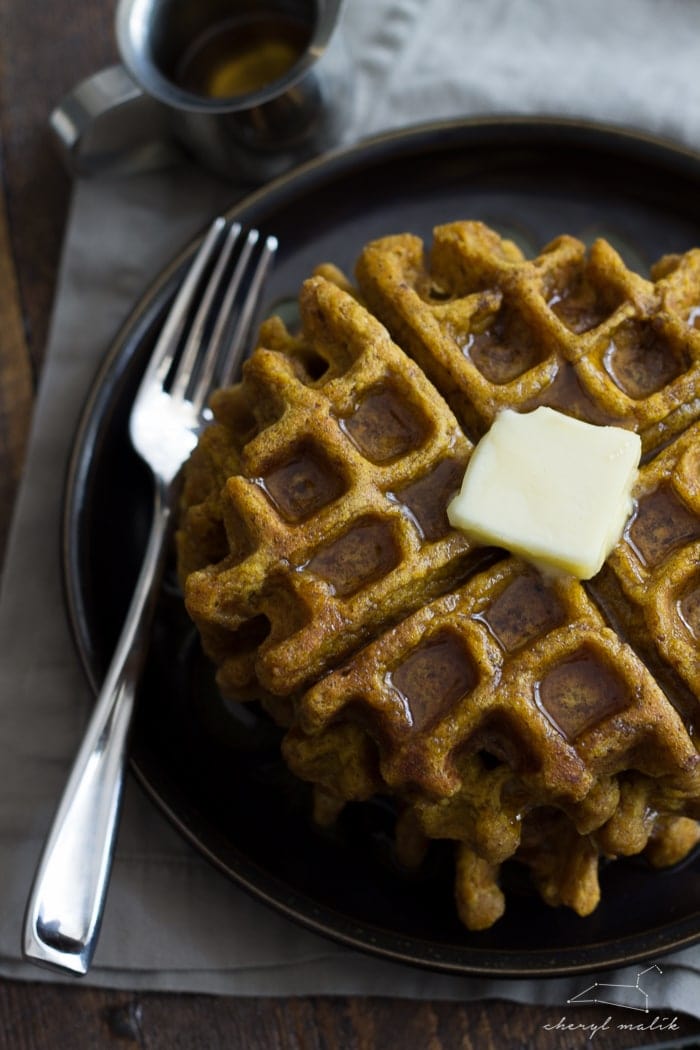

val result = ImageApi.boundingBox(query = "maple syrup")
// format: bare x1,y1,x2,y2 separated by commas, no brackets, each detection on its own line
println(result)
175,14,310,99
387,630,477,731
259,443,345,523
306,518,399,597
535,647,630,741
340,385,427,464
626,484,700,568
476,573,565,653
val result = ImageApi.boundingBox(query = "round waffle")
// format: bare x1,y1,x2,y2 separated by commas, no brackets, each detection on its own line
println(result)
356,222,700,453
178,275,483,699
177,221,700,929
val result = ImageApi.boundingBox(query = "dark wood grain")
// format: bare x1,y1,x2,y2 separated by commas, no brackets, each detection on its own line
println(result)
0,0,117,564
1,983,699,1050
1,0,700,1046
0,0,117,378
0,192,32,562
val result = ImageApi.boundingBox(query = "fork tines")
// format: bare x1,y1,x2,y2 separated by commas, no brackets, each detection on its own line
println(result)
156,218,278,414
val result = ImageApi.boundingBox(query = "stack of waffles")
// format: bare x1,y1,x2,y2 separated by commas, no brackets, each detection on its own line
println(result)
177,221,700,929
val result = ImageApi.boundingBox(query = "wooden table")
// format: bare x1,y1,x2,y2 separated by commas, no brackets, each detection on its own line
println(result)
2,1,700,1046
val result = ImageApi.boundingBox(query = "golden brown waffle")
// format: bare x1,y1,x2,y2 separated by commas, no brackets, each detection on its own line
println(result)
393,784,700,930
284,560,700,921
283,555,700,926
591,420,700,703
178,274,483,698
287,556,700,806
457,810,604,928
502,806,700,926
390,787,700,930
178,219,700,931
355,222,700,453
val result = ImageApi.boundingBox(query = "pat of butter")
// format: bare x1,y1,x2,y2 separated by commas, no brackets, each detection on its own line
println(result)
447,407,641,579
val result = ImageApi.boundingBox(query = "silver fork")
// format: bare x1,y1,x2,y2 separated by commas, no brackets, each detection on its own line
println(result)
22,216,277,976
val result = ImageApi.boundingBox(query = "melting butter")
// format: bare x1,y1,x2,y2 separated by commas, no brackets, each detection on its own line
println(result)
447,407,641,580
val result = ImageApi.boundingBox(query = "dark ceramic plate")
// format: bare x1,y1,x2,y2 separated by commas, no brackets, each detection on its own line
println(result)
64,119,700,977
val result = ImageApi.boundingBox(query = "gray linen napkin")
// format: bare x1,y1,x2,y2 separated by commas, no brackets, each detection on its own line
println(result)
3,0,700,1019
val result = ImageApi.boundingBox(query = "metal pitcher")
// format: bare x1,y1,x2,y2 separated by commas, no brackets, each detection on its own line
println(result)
51,0,353,183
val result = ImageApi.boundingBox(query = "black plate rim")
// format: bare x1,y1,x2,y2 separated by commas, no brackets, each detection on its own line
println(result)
62,115,700,979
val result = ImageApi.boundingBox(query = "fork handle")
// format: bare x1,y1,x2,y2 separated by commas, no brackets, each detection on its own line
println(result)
23,490,171,975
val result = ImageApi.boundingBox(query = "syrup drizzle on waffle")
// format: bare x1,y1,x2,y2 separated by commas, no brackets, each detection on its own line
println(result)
178,221,700,929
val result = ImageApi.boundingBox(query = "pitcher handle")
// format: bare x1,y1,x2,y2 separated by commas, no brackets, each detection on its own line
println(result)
49,64,181,177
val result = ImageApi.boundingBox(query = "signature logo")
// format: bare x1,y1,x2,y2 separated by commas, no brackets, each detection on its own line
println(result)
567,963,663,1013
542,963,681,1040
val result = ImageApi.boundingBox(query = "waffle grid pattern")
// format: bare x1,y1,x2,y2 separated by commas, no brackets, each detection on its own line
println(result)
178,222,700,929
356,222,700,453
179,275,478,697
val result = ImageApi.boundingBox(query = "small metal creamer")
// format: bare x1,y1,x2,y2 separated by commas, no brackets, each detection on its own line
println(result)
50,0,352,183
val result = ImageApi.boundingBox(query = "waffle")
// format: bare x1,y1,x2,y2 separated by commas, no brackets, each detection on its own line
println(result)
284,429,700,926
178,274,483,698
355,222,700,453
455,805,700,931
591,420,700,703
177,220,700,931
283,555,700,924
288,555,699,797
391,782,700,930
